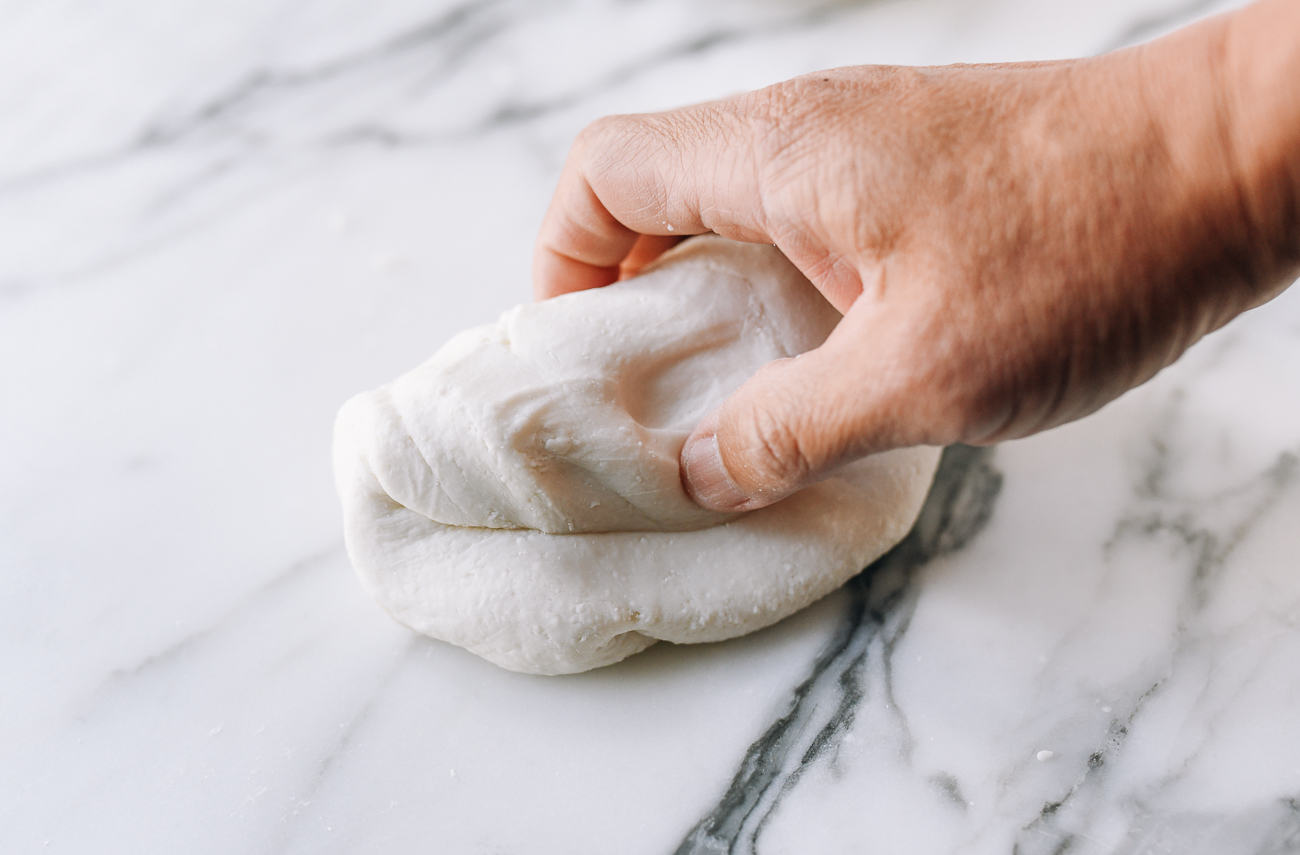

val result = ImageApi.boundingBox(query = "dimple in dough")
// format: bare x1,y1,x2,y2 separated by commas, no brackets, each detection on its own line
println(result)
333,236,940,675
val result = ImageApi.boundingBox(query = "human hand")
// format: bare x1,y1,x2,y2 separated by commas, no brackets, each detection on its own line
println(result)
533,0,1300,513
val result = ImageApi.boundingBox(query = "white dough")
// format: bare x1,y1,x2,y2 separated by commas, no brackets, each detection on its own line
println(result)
334,236,940,674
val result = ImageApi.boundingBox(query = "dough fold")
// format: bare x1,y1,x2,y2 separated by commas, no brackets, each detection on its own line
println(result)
334,237,940,674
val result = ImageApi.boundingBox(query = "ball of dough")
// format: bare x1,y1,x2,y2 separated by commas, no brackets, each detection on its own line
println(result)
334,237,939,674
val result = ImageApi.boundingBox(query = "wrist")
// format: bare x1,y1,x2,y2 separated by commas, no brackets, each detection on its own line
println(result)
1139,2,1300,317
1052,1,1298,368
1221,0,1300,294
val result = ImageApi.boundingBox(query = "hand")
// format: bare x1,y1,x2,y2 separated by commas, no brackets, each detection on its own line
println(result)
533,0,1300,512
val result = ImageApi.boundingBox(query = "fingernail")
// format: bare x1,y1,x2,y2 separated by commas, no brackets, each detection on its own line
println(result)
682,434,750,511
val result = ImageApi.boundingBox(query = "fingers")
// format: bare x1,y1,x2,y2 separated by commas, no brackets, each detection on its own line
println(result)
533,106,770,300
532,150,641,299
681,297,950,512
618,234,687,280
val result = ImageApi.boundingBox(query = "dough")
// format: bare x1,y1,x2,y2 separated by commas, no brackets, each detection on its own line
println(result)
334,236,940,674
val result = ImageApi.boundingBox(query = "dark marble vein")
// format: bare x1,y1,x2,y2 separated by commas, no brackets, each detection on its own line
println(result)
673,444,1004,855
1012,687,1158,855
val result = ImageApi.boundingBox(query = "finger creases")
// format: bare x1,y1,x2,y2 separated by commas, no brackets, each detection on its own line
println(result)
534,176,640,299
533,105,769,299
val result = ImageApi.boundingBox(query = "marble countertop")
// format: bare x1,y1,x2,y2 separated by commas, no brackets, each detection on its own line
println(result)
4,0,1299,852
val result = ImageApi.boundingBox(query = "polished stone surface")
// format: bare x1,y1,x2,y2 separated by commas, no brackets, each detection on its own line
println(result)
5,0,1299,852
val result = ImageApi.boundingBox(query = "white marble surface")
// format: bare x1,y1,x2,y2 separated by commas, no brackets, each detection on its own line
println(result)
4,0,1299,852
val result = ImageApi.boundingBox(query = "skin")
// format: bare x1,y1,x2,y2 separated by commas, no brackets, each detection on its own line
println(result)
533,0,1300,513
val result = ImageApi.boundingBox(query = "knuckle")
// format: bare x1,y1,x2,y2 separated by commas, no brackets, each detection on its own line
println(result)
743,80,844,224
580,113,677,181
575,114,634,164
577,113,625,145
743,83,798,161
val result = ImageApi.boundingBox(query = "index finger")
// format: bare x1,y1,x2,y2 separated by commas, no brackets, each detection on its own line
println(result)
531,106,771,300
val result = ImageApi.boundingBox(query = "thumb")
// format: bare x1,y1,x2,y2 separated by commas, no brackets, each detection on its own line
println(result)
680,304,930,512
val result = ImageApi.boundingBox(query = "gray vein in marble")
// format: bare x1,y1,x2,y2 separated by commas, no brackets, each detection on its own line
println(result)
1013,691,1154,855
1008,433,1300,854
2,0,1222,300
1,0,900,300
85,546,342,705
674,444,1004,855
272,639,419,848
1117,444,1298,615
0,192,257,300
0,0,514,193
1029,796,1300,855
322,0,895,152
1,0,885,198
139,0,517,150
1143,790,1300,853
